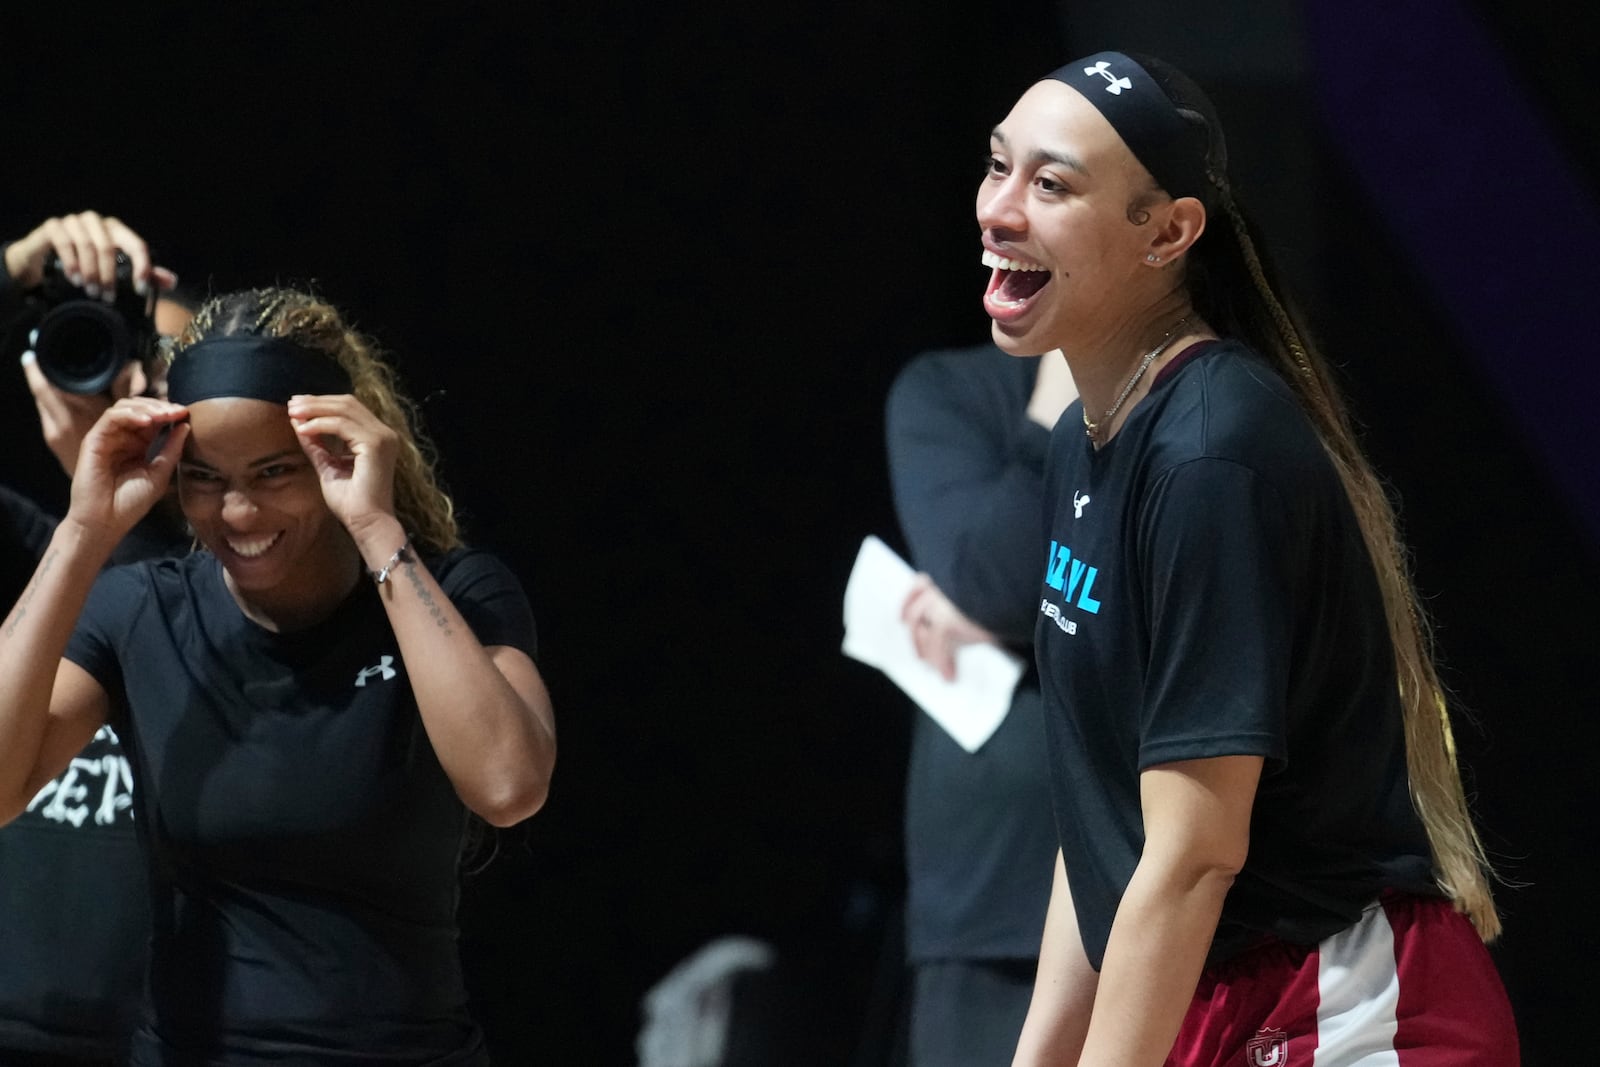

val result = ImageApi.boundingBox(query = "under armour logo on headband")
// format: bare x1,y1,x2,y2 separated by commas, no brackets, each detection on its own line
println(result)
1047,52,1218,206
1083,61,1133,95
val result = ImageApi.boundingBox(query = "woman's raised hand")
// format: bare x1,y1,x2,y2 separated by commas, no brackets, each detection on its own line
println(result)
286,393,400,540
65,398,189,546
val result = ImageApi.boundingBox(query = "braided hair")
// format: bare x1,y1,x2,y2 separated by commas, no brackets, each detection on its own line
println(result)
173,287,462,556
1140,56,1502,940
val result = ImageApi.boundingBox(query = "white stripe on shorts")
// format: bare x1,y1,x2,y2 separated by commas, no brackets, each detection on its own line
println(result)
1312,899,1401,1065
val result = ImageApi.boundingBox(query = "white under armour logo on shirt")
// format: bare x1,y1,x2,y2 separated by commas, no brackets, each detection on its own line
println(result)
355,655,398,687
1083,61,1133,95
1073,491,1091,518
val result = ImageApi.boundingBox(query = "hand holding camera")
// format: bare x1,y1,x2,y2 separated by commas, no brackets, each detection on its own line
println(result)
5,212,184,474
2,211,174,298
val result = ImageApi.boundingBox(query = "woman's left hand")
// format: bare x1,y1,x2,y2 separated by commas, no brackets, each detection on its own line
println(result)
286,393,400,538
900,574,1001,681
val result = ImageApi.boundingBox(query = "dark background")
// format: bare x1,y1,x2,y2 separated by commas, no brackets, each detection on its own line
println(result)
3,2,1594,1063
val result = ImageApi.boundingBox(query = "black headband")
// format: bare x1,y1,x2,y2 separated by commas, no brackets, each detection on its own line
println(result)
1047,52,1216,207
167,336,353,405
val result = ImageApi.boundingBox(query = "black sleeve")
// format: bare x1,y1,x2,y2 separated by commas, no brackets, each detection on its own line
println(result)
1135,458,1293,768
62,565,136,706
1,484,60,607
885,348,1051,645
1,483,59,558
435,548,539,663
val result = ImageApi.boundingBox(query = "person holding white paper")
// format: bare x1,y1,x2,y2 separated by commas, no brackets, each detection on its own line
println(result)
883,340,1076,1067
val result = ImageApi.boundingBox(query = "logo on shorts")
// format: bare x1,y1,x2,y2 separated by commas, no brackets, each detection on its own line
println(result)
1246,1028,1288,1066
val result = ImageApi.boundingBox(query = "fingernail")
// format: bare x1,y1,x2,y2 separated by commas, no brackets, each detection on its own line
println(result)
84,282,101,299
20,350,36,365
134,277,150,297
68,271,84,288
103,287,117,304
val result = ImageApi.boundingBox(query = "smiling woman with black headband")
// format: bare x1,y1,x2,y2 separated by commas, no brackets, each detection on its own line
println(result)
0,286,556,1066
974,54,1519,1066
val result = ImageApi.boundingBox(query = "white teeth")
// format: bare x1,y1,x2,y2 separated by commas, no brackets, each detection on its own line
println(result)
981,249,1049,272
226,533,281,559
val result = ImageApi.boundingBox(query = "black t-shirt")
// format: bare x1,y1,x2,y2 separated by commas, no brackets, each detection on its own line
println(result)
2,263,189,1063
1,484,186,1059
885,345,1057,961
0,715,146,1059
64,548,537,1066
1035,340,1437,971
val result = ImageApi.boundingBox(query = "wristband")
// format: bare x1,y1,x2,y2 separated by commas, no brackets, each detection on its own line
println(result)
369,535,413,584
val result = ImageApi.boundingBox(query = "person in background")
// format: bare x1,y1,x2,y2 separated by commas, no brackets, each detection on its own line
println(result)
0,211,192,1066
883,341,1075,1066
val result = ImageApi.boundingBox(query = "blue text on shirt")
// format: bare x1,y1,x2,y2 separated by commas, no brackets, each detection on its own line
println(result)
1044,540,1102,614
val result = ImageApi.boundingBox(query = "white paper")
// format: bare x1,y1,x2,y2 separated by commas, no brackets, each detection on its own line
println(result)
841,535,1024,753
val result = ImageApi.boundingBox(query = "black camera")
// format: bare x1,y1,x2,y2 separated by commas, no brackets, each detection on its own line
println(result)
16,252,156,395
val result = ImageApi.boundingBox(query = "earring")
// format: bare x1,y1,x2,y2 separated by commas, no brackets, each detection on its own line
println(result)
1146,253,1161,263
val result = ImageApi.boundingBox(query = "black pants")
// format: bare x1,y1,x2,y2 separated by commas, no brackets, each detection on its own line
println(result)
908,958,1036,1067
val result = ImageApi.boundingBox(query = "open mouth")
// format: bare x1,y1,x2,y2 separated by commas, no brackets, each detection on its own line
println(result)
981,250,1053,320
224,532,283,560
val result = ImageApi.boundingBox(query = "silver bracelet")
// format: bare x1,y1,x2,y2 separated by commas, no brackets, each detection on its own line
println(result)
370,535,413,584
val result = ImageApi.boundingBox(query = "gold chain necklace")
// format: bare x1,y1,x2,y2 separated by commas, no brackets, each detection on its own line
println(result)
1082,314,1192,442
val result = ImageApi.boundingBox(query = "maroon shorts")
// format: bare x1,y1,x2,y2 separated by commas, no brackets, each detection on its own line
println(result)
1167,894,1518,1066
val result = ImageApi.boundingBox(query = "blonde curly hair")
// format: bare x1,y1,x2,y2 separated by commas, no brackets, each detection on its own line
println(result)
173,286,462,554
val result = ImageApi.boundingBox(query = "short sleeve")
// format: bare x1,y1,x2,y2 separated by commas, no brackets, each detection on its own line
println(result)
62,565,137,707
1134,458,1294,769
435,549,539,662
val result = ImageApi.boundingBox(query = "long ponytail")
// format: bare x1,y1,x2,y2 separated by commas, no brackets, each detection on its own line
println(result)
1213,188,1498,939
1145,58,1501,939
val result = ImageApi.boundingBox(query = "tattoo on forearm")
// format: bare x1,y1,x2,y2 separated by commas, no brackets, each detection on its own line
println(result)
4,549,58,637
402,560,455,636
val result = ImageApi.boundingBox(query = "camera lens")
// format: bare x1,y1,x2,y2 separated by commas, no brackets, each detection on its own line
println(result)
34,302,133,395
